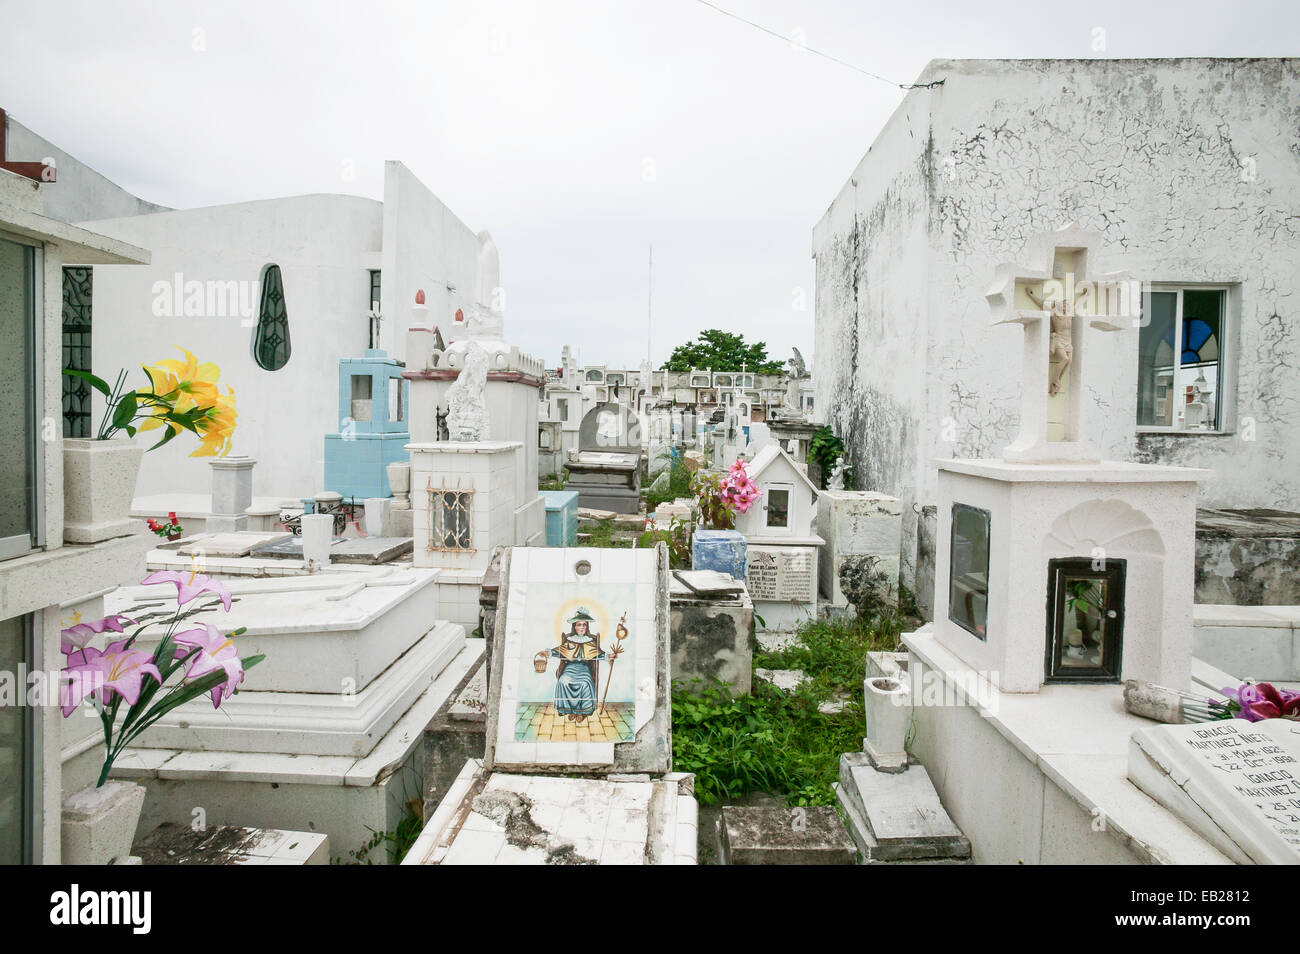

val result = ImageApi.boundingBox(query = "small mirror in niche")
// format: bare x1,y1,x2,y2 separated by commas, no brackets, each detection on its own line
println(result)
949,503,990,640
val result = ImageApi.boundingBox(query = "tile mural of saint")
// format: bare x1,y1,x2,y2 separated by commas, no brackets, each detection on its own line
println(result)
516,590,635,743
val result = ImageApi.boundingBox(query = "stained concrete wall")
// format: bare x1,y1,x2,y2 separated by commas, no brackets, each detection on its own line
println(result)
814,58,1300,594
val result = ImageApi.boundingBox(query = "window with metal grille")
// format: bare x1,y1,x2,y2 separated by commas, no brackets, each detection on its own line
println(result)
61,266,92,437
253,264,291,371
428,484,473,552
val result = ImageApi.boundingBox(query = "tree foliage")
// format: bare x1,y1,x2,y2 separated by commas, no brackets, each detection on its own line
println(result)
661,329,784,374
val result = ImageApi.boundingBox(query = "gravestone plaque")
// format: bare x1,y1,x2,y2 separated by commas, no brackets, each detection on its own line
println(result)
1129,718,1300,864
484,545,671,773
746,545,817,603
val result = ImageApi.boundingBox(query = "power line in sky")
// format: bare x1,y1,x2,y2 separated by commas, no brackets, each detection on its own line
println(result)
692,0,944,90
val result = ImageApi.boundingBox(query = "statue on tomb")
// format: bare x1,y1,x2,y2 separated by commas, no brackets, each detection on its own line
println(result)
828,456,849,491
1024,285,1073,397
445,342,491,441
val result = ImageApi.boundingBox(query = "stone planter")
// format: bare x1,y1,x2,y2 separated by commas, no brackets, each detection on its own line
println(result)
62,438,144,544
863,675,911,772
61,780,146,865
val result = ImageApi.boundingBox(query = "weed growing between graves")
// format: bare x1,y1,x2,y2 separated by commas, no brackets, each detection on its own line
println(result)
674,613,906,807
539,469,568,492
644,458,694,510
582,518,634,548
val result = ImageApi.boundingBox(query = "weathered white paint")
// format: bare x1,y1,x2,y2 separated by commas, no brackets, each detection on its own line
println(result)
814,58,1300,588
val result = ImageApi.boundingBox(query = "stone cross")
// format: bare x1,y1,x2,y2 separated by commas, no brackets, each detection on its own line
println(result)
985,225,1137,463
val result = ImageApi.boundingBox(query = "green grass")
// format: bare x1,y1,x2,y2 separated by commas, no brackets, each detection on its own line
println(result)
539,469,568,492
644,458,694,510
673,612,912,808
582,519,622,547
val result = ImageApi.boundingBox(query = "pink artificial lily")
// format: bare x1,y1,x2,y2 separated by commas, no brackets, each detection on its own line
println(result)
60,638,163,717
60,614,137,655
141,569,232,611
173,624,246,708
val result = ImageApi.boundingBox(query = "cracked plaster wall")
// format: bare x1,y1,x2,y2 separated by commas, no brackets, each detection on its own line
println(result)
815,57,1300,591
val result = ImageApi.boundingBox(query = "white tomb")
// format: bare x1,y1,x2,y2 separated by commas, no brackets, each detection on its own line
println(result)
899,227,1234,864
732,443,824,631
103,566,478,862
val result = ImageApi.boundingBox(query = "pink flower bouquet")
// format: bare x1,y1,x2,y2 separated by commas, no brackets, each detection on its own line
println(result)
60,570,264,786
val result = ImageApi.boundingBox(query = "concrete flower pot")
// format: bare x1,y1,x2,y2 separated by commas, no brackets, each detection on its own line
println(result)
863,675,911,772
62,438,144,544
61,780,146,865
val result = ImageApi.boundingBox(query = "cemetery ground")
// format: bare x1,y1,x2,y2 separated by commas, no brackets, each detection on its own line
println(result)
678,600,920,863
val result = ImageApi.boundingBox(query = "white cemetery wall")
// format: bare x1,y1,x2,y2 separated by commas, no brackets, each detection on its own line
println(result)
379,161,480,363
84,195,384,499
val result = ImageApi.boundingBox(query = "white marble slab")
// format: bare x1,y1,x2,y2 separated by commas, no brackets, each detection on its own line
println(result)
1129,718,1300,864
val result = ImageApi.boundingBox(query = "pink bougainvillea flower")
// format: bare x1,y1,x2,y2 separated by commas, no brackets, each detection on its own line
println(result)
141,569,232,611
60,614,137,654
60,638,162,717
173,624,246,708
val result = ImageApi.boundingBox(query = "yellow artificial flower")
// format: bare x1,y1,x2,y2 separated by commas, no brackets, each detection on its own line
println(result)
139,346,221,431
189,386,238,458
139,346,222,433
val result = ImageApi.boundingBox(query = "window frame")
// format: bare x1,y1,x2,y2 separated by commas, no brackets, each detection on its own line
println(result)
762,481,795,534
0,230,44,561
948,502,991,642
1135,283,1235,436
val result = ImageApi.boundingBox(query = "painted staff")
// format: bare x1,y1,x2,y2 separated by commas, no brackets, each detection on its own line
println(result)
599,612,629,716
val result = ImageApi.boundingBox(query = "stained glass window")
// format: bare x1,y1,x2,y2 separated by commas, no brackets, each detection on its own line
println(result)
1137,287,1226,429
253,264,291,371
61,266,93,437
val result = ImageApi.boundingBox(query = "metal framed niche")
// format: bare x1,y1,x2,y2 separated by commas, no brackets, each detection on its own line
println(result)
1044,557,1125,683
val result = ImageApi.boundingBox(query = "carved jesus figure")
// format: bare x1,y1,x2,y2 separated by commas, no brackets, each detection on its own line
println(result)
1024,285,1073,397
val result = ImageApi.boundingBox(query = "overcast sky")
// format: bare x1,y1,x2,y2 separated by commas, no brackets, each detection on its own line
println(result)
4,0,1297,371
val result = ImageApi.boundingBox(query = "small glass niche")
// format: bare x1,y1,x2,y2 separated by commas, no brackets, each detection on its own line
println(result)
949,503,990,641
1045,558,1125,683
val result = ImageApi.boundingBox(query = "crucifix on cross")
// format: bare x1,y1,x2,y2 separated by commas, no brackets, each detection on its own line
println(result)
984,225,1140,463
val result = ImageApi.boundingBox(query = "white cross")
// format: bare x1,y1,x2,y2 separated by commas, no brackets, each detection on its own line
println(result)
985,225,1138,463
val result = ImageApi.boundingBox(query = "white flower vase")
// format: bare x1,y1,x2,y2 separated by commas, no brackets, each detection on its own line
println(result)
63,438,144,543
61,780,146,865
864,675,911,773
387,461,411,511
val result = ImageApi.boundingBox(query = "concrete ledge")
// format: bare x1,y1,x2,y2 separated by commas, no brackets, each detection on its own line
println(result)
1193,603,1300,682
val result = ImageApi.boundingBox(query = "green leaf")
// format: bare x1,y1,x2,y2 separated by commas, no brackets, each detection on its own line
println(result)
148,425,180,452
111,392,138,430
63,368,111,397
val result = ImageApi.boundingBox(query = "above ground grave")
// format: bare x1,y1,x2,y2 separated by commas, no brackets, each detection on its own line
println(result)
403,543,695,865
